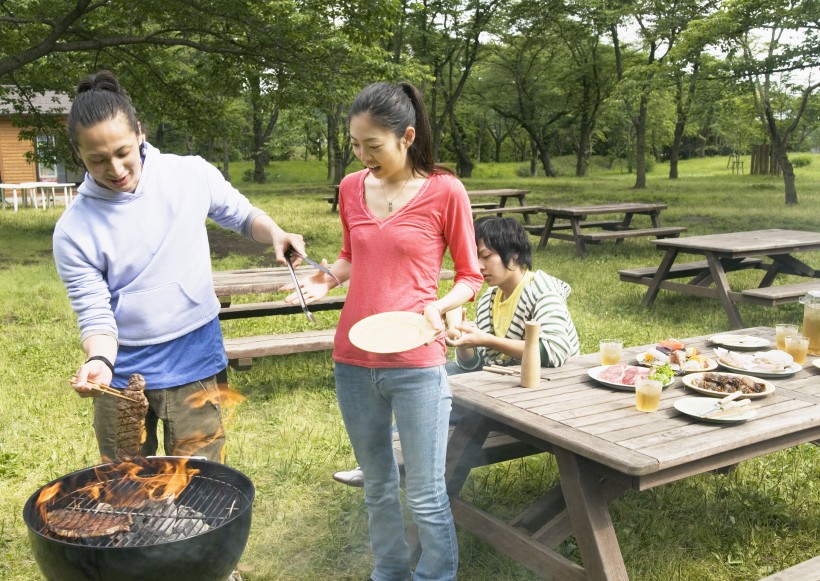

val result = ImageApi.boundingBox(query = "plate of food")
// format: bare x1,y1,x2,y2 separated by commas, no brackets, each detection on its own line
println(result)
813,359,820,371
588,364,675,391
674,397,758,423
714,348,802,378
349,311,438,354
709,334,770,351
681,371,774,398
636,339,717,373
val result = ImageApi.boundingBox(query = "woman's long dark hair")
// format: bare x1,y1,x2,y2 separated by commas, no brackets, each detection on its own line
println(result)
349,82,453,176
67,70,140,150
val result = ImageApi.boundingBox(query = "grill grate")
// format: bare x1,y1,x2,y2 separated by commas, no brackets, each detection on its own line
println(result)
37,474,245,548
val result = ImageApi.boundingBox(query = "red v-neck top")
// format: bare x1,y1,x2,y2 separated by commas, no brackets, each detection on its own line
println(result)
333,168,483,368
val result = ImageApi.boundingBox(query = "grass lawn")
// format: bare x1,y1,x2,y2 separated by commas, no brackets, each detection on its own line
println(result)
1,154,819,580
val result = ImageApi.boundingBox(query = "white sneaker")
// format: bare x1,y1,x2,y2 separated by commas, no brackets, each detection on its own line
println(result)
332,466,364,487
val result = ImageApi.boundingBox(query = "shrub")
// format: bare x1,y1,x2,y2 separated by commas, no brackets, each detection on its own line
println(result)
791,156,811,168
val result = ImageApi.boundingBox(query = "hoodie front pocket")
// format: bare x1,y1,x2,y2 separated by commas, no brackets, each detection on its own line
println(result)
114,281,205,342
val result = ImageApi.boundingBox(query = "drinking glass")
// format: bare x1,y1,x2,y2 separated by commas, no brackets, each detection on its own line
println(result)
635,378,663,412
784,335,809,365
775,323,798,351
600,340,623,365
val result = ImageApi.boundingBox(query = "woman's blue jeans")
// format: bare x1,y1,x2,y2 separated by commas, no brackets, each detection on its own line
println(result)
334,362,458,581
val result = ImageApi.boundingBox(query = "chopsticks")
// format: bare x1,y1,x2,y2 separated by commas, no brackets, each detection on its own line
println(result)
484,365,520,376
702,403,759,419
70,378,140,402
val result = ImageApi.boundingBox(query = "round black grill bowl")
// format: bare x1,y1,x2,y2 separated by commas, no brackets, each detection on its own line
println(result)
23,457,254,581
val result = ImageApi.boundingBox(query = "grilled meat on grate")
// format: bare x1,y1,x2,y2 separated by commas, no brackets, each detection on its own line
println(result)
115,374,149,462
46,507,132,539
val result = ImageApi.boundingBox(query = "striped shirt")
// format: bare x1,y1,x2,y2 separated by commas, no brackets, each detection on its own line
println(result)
456,270,581,370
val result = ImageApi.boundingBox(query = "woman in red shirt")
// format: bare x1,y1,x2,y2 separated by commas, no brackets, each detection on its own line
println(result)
292,82,482,581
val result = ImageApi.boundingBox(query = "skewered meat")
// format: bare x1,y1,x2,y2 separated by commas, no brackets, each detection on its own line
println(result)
115,374,149,462
46,507,132,539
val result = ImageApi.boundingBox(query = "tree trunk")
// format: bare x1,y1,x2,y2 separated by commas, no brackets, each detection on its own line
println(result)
449,112,474,178
774,145,798,204
633,96,648,188
575,125,591,177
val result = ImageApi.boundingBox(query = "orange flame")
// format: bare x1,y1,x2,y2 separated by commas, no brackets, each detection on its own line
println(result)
35,458,201,523
184,383,246,409
35,482,63,522
172,427,225,458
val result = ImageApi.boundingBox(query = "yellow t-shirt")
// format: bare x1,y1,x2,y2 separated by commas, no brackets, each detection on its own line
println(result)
492,270,535,339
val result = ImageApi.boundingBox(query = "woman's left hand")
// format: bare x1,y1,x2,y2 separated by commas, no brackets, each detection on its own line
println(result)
423,303,446,344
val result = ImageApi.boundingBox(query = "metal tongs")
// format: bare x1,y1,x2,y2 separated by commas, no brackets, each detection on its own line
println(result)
284,248,341,323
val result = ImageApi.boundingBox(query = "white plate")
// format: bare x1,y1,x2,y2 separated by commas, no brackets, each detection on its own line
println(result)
813,359,820,370
681,372,775,398
348,311,437,354
709,334,770,351
635,352,718,373
674,397,757,423
588,365,675,391
716,359,802,378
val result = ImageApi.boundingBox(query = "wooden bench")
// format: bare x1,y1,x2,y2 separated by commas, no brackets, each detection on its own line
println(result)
223,328,336,372
470,202,498,210
524,219,623,236
758,556,820,581
219,295,346,320
739,280,820,306
618,258,765,285
580,226,687,243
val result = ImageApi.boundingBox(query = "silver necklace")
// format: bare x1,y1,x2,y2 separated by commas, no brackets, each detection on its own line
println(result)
380,175,412,213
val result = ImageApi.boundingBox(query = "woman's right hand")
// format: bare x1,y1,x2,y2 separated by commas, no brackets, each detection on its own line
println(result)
282,260,334,305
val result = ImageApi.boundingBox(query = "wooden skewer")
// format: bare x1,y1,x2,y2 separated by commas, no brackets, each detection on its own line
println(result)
484,365,520,376
70,378,140,402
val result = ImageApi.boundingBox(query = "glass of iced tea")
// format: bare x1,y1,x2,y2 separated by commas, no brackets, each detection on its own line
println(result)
600,340,623,365
635,378,663,412
785,335,809,365
775,323,798,351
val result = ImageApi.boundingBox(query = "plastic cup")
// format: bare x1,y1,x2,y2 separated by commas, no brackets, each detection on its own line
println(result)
775,323,798,351
784,335,809,365
635,378,663,412
600,340,623,365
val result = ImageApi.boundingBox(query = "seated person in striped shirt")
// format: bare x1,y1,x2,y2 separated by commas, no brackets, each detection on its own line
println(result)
446,216,580,372
333,217,580,488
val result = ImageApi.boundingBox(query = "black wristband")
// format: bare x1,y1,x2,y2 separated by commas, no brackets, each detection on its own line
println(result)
86,355,115,374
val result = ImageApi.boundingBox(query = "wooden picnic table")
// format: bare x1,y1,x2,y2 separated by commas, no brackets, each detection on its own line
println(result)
619,229,820,329
442,327,820,579
468,189,536,223
528,202,686,256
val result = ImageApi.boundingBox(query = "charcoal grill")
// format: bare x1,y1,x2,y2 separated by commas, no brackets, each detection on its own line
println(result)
23,457,254,581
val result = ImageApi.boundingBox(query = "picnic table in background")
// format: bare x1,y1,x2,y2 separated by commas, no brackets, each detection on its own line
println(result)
422,327,820,580
619,229,820,329
525,202,686,256
468,189,542,224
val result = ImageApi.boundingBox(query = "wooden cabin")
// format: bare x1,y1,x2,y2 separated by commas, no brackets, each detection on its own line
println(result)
0,89,82,184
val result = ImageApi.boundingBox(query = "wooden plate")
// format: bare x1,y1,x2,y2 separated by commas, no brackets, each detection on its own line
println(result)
348,311,438,354
681,372,775,398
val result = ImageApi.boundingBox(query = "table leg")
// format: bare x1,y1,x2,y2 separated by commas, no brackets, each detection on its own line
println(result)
554,448,629,581
642,247,679,306
649,211,661,228
705,251,745,329
615,213,635,244
444,411,491,495
770,254,816,278
537,214,557,250
570,218,587,257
